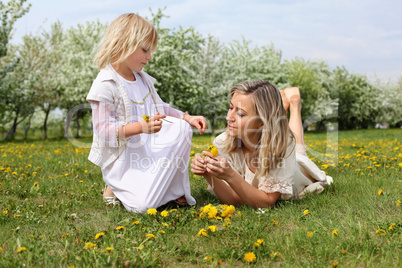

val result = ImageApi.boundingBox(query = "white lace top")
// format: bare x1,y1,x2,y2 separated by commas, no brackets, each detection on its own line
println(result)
212,132,333,200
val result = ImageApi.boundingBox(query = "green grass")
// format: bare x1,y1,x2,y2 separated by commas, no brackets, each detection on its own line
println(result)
0,129,401,267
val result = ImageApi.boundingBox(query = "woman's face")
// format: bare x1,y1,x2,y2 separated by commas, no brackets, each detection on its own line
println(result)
226,92,263,144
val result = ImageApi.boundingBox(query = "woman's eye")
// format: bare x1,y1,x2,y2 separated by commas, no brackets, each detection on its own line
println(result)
237,113,244,117
142,48,148,52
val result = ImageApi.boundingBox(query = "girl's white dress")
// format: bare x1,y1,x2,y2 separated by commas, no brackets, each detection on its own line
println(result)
89,71,196,213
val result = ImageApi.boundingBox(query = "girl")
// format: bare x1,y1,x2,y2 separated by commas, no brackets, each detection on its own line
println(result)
87,13,207,213
191,80,333,208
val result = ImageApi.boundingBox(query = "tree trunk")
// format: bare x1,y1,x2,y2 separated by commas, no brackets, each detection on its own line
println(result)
43,105,51,139
24,113,34,140
5,109,19,140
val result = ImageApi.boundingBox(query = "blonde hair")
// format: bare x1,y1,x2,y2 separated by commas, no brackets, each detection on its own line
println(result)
94,13,158,70
223,80,295,178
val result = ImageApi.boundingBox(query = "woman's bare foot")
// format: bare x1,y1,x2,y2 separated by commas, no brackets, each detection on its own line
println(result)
283,87,301,110
280,90,290,111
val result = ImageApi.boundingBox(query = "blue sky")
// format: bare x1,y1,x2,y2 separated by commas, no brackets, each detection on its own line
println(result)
11,0,402,82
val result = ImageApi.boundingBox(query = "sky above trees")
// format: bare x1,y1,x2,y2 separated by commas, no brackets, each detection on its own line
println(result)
11,0,402,83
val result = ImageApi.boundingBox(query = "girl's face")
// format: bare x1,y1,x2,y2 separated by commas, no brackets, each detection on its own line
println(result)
122,45,152,73
226,93,263,143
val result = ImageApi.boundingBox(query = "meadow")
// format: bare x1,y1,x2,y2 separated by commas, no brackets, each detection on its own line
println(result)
0,129,401,267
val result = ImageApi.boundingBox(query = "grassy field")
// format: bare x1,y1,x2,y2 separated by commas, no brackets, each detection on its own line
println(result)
0,129,401,267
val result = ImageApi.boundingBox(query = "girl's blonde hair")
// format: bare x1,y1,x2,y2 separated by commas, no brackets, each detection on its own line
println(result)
223,80,295,179
94,13,158,70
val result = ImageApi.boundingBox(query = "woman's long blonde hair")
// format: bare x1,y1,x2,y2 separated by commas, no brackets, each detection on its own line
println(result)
223,80,295,178
94,13,158,70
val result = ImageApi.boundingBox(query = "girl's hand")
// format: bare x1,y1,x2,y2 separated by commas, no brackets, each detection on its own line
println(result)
203,151,234,181
140,112,166,134
185,115,207,135
190,153,208,176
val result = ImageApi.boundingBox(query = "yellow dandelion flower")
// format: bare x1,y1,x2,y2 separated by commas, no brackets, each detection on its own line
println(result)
378,189,383,196
197,228,208,237
389,223,396,231
132,221,140,225
332,261,339,267
303,209,309,215
257,239,264,244
161,222,169,227
270,251,281,258
116,226,126,231
208,225,217,232
332,229,338,237
17,247,26,253
272,219,278,226
106,247,114,251
376,229,386,235
146,233,156,239
160,210,169,217
399,163,402,168
159,230,165,234
341,249,346,254
138,245,144,250
223,221,231,227
61,233,70,239
254,242,261,248
95,232,105,240
208,206,218,218
147,208,157,215
169,208,177,213
204,255,213,262
0,247,2,252
397,200,401,206
207,145,219,157
307,231,313,238
33,182,38,187
244,252,256,263
83,242,97,250
142,114,150,122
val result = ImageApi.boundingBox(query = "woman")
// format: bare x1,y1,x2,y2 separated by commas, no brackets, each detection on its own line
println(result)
191,80,333,208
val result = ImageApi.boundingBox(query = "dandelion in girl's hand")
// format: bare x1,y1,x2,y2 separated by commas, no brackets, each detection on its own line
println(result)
207,145,219,157
244,252,256,263
142,114,150,122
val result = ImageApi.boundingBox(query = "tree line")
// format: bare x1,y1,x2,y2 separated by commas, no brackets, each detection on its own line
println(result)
1,1,401,140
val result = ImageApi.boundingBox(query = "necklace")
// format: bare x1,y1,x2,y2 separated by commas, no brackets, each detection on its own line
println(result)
130,91,151,105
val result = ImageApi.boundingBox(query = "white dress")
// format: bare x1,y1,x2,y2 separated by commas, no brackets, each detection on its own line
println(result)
90,71,196,213
209,132,333,199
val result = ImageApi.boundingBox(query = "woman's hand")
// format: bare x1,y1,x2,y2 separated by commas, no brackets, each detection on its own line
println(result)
191,153,208,176
203,151,235,181
184,115,207,135
140,112,166,134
